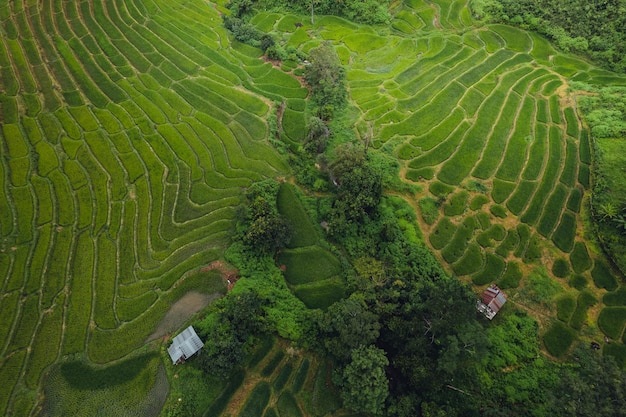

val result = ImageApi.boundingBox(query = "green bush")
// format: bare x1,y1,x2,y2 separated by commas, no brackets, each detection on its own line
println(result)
418,197,439,225
598,307,626,339
591,260,618,291
543,321,576,358
556,295,576,323
240,382,271,417
570,242,592,273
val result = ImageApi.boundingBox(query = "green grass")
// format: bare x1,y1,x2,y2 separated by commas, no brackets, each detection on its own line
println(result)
552,258,570,278
444,191,469,216
551,212,577,253
570,290,597,330
42,354,166,417
277,391,303,417
419,197,440,225
469,194,490,211
537,184,568,238
305,361,342,416
570,242,592,274
292,359,310,394
476,224,506,248
543,321,576,358
278,247,341,285
569,275,588,290
598,307,626,339
204,370,246,417
240,382,271,417
495,229,520,257
592,260,618,291
441,218,476,263
430,217,457,250
272,363,293,391
294,277,346,310
556,295,577,323
277,184,319,248
490,204,507,219
453,243,484,276
498,261,523,289
603,287,626,306
472,253,506,285
429,180,455,197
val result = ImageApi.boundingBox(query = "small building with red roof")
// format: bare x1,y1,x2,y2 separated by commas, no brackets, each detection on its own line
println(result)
477,284,507,320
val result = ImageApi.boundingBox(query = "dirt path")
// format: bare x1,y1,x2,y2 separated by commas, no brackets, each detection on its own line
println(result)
145,291,220,342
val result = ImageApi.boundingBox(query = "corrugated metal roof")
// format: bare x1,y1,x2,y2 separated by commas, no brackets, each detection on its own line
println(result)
168,326,203,364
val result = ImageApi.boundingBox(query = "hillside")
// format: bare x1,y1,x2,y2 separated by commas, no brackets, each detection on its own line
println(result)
1,0,626,415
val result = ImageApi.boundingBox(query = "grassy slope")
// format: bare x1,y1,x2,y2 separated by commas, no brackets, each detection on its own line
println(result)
0,0,305,414
246,0,626,362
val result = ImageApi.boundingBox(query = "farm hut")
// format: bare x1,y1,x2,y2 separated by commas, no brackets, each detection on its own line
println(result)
477,285,507,320
168,326,204,364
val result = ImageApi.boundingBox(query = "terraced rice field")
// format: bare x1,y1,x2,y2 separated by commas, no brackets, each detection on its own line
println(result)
0,0,307,414
210,337,344,417
251,0,626,359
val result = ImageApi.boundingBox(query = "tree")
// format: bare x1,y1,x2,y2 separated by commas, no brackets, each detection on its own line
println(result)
238,180,292,254
195,290,266,376
548,346,626,416
304,42,346,116
326,143,383,235
314,297,380,362
340,345,389,416
304,116,330,154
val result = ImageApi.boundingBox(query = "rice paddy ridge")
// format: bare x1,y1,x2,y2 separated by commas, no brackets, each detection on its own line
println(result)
248,0,626,362
0,0,312,413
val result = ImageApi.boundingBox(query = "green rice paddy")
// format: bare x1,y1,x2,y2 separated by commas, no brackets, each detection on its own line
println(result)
249,0,626,360
2,0,626,414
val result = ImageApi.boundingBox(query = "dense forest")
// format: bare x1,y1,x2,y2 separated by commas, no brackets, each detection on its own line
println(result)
471,0,626,73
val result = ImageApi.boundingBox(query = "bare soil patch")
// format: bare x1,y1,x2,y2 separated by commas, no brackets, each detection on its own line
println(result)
145,291,220,342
